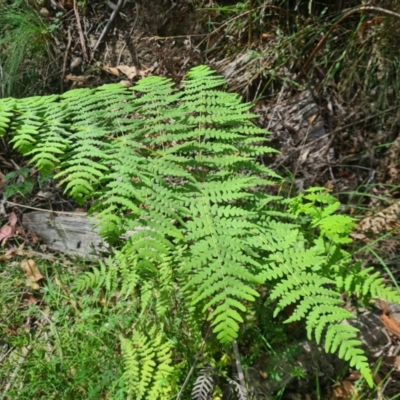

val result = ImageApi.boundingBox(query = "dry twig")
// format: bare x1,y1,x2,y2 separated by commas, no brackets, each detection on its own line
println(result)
73,0,89,61
61,27,72,93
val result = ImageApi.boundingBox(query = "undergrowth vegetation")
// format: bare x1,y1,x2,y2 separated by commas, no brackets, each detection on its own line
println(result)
1,65,400,398
0,1,55,98
0,258,130,399
203,0,400,134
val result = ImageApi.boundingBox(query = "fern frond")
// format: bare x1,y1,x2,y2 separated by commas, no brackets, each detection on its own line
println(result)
120,335,141,398
119,258,140,299
121,328,174,400
183,219,261,343
147,334,174,399
227,378,248,400
3,65,399,392
192,367,214,400
270,273,337,316
0,98,15,135
140,280,154,315
10,95,57,154
73,260,116,292
134,331,156,399
24,101,71,172
54,128,110,201
324,324,373,386
335,261,400,303
154,253,176,318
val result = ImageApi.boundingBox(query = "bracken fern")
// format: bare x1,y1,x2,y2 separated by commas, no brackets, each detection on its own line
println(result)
1,65,400,394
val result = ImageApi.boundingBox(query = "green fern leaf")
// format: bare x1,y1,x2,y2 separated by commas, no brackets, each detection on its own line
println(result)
0,98,15,135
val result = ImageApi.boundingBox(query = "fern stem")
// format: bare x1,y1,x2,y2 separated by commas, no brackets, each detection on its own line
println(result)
175,331,209,400
232,340,248,396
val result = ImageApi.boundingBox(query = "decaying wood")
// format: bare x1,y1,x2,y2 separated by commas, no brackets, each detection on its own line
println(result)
261,90,327,145
257,90,332,190
22,211,111,260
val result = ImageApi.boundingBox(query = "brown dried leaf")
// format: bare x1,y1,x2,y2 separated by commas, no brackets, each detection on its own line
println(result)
380,300,400,337
308,114,317,124
258,370,268,379
380,301,400,351
65,74,88,84
355,201,400,235
332,380,358,399
324,180,334,190
22,292,39,305
20,259,44,283
103,65,120,76
9,212,17,226
30,282,40,290
0,212,17,243
383,355,400,371
357,16,385,42
347,371,361,381
349,232,367,241
261,33,275,40
0,225,13,243
4,244,25,260
70,57,82,69
116,65,143,79
39,8,50,17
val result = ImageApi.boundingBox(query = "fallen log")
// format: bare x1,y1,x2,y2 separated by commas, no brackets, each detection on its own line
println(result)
22,211,111,260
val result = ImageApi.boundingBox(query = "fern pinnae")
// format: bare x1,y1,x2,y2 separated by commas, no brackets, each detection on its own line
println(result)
325,324,360,353
153,259,175,319
258,219,375,385
227,378,248,400
191,367,214,400
27,112,71,172
139,280,154,316
306,306,355,344
0,98,15,135
285,295,343,323
270,273,335,302
132,331,156,399
10,97,52,154
73,260,111,292
314,309,356,343
27,108,70,172
54,128,111,201
120,335,141,398
119,260,140,299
